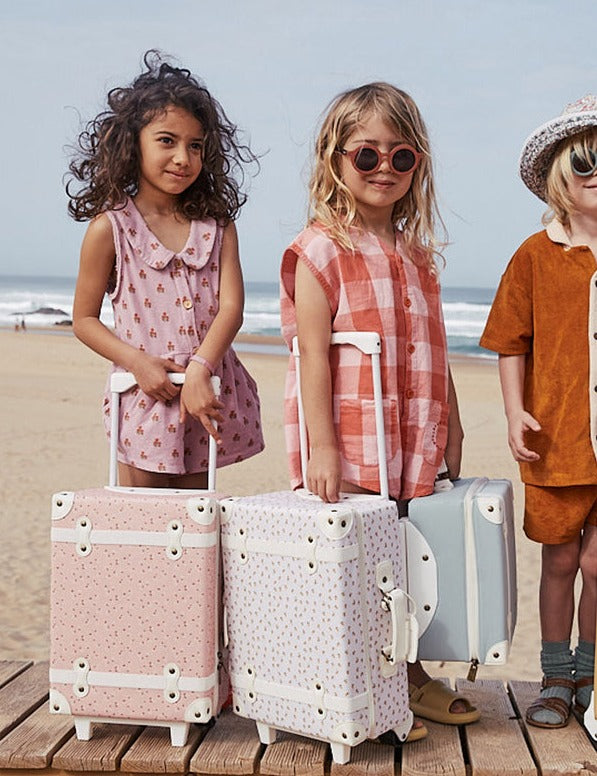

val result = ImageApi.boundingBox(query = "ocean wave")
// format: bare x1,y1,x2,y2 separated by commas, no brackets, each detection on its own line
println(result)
0,275,493,356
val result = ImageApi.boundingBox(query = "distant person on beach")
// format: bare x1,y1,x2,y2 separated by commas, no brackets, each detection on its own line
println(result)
481,96,597,728
280,83,479,741
68,50,264,488
20,317,26,332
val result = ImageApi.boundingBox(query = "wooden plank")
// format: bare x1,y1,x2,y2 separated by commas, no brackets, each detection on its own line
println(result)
509,680,597,776
52,721,142,771
0,662,49,739
259,732,327,776
400,719,466,776
455,678,537,776
0,662,32,691
0,702,74,769
119,723,207,773
330,740,394,776
190,711,261,775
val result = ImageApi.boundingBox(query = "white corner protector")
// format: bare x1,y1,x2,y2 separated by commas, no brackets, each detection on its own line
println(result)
52,492,75,521
184,697,213,722
49,689,71,714
317,506,354,540
484,640,509,665
477,497,504,524
186,496,218,526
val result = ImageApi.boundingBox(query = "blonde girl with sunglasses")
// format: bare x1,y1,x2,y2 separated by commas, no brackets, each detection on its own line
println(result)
280,83,479,740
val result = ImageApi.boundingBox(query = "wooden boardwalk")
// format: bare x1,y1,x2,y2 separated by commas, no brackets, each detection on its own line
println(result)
0,661,595,775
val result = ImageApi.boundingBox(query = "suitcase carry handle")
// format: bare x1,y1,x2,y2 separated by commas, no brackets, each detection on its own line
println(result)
109,372,220,490
381,588,419,665
291,331,389,501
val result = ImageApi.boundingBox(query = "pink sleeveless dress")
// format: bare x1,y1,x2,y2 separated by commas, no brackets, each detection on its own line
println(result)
103,200,264,474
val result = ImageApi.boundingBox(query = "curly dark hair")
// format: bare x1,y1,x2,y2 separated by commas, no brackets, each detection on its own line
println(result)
66,50,258,222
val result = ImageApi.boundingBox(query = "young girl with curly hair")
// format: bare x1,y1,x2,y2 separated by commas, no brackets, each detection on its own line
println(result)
280,82,479,740
70,51,264,487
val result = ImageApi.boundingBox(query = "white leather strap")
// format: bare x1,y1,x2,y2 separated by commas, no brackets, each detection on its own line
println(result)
51,527,217,548
463,478,488,662
50,667,217,693
231,671,369,714
221,534,359,564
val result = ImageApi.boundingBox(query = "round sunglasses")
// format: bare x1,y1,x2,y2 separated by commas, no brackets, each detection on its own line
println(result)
571,149,597,177
336,143,422,175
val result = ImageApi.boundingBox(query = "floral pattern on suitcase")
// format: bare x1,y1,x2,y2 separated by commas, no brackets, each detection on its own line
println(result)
221,490,412,746
50,488,221,724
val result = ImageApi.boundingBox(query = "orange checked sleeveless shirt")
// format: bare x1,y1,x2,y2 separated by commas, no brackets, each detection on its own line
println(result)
280,224,449,500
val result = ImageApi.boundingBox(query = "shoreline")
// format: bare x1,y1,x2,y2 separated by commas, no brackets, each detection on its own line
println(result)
2,325,497,364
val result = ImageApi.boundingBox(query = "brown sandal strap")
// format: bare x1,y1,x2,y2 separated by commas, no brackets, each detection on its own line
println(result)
526,695,571,723
575,675,594,690
541,676,575,691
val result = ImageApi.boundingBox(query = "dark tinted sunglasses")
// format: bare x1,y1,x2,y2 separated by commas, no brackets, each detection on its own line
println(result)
570,149,597,177
336,143,421,175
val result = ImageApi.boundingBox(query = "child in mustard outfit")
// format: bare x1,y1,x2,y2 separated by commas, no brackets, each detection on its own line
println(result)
481,96,597,728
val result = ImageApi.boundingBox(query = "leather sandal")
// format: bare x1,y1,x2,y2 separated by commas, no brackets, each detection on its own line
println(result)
525,676,575,729
574,675,594,716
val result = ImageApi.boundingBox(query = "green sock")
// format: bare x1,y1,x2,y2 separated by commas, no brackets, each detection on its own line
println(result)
530,640,574,726
574,640,595,712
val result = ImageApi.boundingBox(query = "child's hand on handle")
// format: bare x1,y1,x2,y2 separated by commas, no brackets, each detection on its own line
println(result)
130,353,185,402
306,445,342,503
179,360,225,443
443,437,463,481
506,409,541,462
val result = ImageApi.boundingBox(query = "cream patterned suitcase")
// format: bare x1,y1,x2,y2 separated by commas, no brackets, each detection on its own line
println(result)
49,373,227,746
221,332,417,764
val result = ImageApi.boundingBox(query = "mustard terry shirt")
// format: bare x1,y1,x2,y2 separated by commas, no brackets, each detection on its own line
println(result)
480,221,597,486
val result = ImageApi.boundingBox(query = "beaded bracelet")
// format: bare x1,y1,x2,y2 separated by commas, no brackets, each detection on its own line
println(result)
190,353,215,375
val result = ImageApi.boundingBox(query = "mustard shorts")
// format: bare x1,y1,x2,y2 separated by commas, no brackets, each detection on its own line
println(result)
524,483,597,544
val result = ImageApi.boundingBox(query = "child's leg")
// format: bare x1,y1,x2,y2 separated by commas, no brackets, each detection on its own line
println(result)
575,523,597,713
578,524,597,642
170,472,208,489
118,463,207,489
118,463,172,488
527,540,579,727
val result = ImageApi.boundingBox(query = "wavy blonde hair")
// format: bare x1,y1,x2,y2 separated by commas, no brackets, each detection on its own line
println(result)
543,128,597,228
308,82,446,272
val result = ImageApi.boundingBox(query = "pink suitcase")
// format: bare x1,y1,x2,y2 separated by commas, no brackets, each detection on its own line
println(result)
49,373,226,746
221,333,418,764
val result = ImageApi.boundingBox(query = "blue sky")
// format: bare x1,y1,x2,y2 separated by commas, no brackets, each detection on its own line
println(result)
0,0,595,287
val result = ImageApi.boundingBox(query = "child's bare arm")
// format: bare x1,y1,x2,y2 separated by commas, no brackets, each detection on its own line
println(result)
180,222,242,439
445,367,464,478
498,353,541,461
294,260,341,503
73,215,184,402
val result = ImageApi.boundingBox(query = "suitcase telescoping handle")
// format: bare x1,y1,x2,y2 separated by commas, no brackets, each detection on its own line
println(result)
109,372,221,489
291,331,389,501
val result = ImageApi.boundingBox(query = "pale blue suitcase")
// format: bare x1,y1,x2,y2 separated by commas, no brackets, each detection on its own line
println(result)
404,477,517,670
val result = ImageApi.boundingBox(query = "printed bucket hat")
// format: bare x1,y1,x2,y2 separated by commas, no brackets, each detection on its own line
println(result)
519,95,597,201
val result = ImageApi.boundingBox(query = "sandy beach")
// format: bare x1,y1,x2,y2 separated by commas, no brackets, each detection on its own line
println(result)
0,329,556,683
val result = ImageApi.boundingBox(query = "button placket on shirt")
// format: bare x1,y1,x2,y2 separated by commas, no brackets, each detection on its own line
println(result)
590,273,597,458
172,257,197,351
